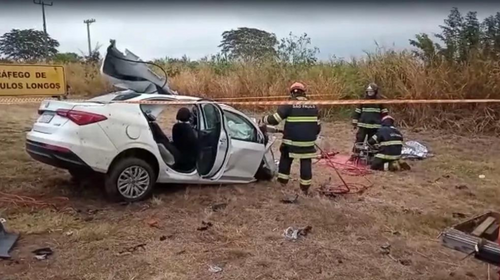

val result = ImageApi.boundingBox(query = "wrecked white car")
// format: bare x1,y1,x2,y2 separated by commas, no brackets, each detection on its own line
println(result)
26,40,278,202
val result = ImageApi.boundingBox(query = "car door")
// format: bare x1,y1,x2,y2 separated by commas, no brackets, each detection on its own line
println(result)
101,40,176,95
196,102,231,179
220,110,267,181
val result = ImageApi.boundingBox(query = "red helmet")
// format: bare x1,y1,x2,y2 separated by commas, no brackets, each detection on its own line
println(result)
289,82,306,93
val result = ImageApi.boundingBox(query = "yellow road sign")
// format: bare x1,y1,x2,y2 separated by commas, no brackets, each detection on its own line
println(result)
0,64,66,96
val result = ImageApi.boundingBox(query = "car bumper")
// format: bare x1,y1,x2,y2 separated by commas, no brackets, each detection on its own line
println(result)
26,139,92,171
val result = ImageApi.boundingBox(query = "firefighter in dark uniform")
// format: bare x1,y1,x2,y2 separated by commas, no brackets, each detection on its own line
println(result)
367,115,409,171
261,82,321,195
351,83,389,159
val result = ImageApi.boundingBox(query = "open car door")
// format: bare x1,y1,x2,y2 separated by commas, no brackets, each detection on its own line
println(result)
101,40,177,95
196,101,230,180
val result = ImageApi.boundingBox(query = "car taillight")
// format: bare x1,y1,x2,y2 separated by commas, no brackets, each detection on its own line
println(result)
56,109,107,126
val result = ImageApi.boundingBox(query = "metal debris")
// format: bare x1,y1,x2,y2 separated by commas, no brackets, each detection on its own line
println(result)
283,226,312,240
0,218,19,259
280,194,299,204
208,265,223,273
211,203,228,212
32,247,53,260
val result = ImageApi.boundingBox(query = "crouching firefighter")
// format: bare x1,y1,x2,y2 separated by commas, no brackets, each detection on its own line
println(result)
261,82,321,195
351,83,389,160
367,115,410,171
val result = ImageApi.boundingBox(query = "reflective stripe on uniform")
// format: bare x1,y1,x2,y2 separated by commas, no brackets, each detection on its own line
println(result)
355,108,361,113
286,116,318,122
380,140,403,146
273,113,283,122
372,135,378,142
375,153,401,160
362,107,381,113
381,108,389,113
277,173,290,180
300,178,312,185
384,162,390,171
263,115,269,124
357,123,381,129
289,152,317,159
282,139,315,147
352,119,358,124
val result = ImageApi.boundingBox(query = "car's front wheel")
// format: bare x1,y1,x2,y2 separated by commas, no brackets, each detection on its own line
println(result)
104,158,156,202
254,161,274,181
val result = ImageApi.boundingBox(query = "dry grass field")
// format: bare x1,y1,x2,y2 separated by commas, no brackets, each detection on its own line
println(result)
1,103,500,280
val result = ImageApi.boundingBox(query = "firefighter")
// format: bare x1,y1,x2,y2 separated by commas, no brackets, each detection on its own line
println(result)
351,83,389,160
261,82,321,195
367,115,410,171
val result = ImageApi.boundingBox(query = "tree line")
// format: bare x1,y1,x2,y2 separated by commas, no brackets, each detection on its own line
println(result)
0,7,499,66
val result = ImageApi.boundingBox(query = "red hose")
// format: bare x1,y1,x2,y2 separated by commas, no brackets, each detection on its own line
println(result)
314,145,373,195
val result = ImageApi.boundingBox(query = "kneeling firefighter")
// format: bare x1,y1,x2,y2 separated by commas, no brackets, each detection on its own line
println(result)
351,83,389,159
367,115,410,171
261,82,321,194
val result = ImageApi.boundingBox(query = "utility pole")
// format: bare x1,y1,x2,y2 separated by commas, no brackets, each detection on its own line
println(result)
33,0,53,35
83,19,96,57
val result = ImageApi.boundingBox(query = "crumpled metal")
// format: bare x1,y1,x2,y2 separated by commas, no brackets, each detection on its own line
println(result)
401,141,433,160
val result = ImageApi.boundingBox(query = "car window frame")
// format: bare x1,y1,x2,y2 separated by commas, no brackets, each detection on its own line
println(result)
223,109,258,143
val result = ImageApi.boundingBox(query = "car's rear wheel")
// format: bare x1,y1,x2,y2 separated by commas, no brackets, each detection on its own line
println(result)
104,158,156,202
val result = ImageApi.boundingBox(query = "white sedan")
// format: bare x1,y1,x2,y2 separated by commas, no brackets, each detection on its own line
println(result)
25,40,278,202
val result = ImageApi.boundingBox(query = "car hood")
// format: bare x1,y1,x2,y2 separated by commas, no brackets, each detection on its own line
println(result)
100,39,176,95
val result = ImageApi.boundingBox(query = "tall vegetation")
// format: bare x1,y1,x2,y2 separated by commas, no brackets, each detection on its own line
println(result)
1,8,500,133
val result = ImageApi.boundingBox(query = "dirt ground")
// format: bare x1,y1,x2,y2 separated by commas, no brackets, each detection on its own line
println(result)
1,104,500,280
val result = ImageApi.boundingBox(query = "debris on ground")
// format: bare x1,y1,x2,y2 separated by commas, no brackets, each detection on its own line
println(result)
146,218,160,229
197,221,213,231
479,174,486,179
64,230,74,237
160,235,167,241
283,226,312,241
379,243,409,265
116,243,146,256
208,264,223,273
210,203,228,212
0,218,19,259
32,247,53,260
280,194,299,204
380,243,391,255
401,141,433,160
452,212,467,219
455,184,469,190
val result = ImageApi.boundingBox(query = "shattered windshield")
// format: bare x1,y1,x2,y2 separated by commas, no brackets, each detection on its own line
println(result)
224,110,257,142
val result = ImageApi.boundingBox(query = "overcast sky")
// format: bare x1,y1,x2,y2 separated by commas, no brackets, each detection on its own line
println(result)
1,1,500,61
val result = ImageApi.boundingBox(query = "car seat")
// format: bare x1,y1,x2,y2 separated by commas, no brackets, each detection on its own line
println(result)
145,113,181,166
172,108,198,171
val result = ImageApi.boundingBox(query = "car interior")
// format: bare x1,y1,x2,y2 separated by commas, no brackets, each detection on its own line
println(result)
143,104,222,176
